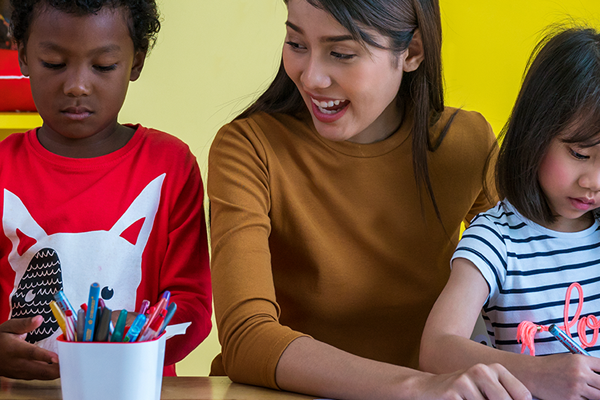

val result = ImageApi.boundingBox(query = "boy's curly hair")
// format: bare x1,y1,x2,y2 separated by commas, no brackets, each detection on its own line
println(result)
9,0,160,53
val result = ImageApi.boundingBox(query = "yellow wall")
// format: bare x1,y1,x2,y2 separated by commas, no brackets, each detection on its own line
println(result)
117,0,600,376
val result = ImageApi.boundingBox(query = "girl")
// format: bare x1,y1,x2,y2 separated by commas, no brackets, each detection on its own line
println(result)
420,27,600,400
209,0,529,399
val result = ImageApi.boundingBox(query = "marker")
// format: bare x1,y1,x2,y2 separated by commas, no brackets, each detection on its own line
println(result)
138,311,165,342
137,299,150,315
143,298,167,336
94,307,112,342
123,314,146,342
157,302,177,336
111,309,128,342
49,301,68,340
161,291,171,305
64,309,77,342
548,324,591,356
83,283,100,342
76,309,85,342
53,290,77,323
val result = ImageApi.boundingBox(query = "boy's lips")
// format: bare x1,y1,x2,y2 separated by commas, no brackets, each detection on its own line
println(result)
62,107,93,121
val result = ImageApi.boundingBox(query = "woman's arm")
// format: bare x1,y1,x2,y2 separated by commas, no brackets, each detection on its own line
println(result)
420,258,600,400
277,335,529,400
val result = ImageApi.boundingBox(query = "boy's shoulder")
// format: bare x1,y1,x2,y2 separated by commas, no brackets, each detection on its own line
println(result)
131,125,195,158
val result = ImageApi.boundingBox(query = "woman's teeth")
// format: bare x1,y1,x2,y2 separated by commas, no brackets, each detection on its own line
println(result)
311,98,348,114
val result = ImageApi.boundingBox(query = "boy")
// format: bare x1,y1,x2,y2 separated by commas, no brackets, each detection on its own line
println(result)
0,0,211,379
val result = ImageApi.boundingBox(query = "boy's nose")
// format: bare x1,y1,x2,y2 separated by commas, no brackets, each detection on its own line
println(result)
63,68,91,97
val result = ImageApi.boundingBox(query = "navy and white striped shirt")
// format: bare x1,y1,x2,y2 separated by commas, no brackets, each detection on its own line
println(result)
452,200,600,356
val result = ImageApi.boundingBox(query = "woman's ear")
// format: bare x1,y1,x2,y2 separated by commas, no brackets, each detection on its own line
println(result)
129,50,146,82
403,29,424,72
18,42,29,77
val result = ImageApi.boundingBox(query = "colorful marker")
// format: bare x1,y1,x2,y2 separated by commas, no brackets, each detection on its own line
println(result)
137,299,150,315
548,324,591,356
94,307,112,342
83,283,100,342
123,314,146,343
76,309,85,342
49,300,69,340
157,302,177,336
111,309,128,342
138,310,165,342
64,309,77,342
53,290,77,323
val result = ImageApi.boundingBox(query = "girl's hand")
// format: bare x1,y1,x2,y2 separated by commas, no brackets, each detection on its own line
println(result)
525,353,600,400
0,316,60,380
414,363,531,400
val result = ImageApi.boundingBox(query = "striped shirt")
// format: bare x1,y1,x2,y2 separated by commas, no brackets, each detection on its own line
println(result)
452,200,600,356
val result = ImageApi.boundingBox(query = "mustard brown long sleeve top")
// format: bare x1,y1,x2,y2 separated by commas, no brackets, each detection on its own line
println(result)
208,108,496,389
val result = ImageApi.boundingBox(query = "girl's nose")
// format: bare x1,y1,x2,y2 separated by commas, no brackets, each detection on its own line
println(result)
300,56,331,90
63,67,91,97
580,168,600,192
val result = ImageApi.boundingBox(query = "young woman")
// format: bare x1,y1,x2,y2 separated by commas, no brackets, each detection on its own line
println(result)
208,0,530,399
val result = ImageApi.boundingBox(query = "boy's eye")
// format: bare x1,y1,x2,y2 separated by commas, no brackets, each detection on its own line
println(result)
94,64,117,72
569,148,589,160
41,61,64,70
331,51,356,61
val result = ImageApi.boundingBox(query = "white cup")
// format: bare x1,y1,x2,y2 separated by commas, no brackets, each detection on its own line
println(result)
57,334,166,400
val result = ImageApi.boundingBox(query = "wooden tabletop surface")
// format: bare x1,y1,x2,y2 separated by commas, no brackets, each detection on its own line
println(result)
0,376,318,399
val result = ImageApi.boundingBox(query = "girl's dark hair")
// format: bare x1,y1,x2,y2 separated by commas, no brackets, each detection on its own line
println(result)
492,26,600,226
10,0,160,53
239,0,447,220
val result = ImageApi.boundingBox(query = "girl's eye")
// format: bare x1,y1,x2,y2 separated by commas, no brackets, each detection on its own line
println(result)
570,148,589,160
94,64,117,72
331,51,356,61
41,61,64,70
285,41,305,51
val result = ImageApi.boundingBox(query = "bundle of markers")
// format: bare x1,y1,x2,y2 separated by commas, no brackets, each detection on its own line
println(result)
51,282,177,343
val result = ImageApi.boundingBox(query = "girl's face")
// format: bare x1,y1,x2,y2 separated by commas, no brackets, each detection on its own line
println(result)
18,5,145,157
538,134,600,232
282,0,423,144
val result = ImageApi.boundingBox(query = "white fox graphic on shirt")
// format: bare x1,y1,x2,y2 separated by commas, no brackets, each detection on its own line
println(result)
2,174,165,352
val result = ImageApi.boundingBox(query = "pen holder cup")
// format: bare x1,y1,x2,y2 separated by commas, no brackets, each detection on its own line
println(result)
57,334,166,400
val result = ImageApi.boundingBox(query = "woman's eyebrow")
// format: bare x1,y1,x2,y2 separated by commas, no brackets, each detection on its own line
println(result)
285,21,354,43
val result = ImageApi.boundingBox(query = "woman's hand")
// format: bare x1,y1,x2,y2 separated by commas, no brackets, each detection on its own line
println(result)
0,316,60,380
412,363,531,400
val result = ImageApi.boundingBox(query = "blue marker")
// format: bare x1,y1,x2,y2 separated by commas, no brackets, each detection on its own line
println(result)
83,283,100,342
123,314,146,342
548,324,591,356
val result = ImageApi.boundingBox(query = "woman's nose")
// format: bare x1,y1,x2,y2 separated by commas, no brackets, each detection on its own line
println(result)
300,55,331,90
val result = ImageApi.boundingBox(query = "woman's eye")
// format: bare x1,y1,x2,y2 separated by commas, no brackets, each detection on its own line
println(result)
285,41,305,51
41,61,64,70
331,51,356,61
94,64,117,72
570,148,589,160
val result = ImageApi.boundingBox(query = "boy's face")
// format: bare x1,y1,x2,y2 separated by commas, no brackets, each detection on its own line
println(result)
18,5,145,154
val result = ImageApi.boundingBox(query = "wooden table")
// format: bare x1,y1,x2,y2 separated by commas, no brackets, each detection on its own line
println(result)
0,376,317,399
